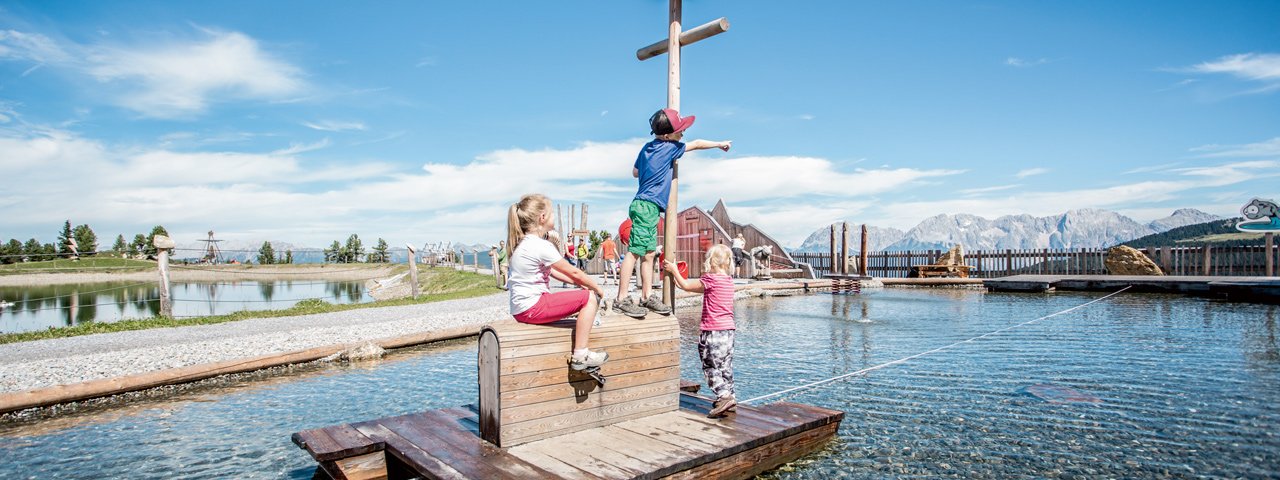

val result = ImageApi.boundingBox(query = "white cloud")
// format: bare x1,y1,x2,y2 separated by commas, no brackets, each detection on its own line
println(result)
0,30,71,63
1189,137,1280,158
303,120,367,132
1190,53,1280,82
87,30,304,117
1015,167,1048,178
271,138,330,156
959,184,1020,195
1005,57,1048,67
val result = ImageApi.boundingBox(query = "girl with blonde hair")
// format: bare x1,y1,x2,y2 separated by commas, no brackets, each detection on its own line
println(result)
507,194,609,370
663,243,738,418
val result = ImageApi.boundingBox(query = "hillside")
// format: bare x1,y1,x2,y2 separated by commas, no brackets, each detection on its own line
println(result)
1124,218,1265,248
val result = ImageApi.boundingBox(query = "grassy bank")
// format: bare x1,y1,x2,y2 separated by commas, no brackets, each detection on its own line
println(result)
0,257,156,275
0,268,499,345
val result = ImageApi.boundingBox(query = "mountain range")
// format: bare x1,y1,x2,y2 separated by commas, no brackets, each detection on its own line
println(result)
793,208,1221,253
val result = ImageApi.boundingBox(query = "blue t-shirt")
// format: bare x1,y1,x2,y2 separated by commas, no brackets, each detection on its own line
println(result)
633,139,685,211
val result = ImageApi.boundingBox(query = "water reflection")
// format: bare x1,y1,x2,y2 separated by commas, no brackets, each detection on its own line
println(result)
0,280,369,334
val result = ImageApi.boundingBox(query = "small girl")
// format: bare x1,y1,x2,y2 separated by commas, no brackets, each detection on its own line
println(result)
663,244,737,418
507,194,609,370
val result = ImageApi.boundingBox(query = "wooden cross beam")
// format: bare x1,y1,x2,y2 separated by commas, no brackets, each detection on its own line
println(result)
636,0,729,307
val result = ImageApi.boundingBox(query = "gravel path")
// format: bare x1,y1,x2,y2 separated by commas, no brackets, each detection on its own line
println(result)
0,292,509,394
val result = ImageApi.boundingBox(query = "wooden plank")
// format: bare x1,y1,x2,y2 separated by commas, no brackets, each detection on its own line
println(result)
329,451,385,480
555,429,671,476
514,436,636,480
501,351,679,391
613,413,725,452
352,423,467,480
502,395,681,446
502,379,679,423
500,329,678,359
501,364,680,408
495,324,677,348
382,411,556,479
662,422,840,480
500,339,680,375
478,329,500,446
495,315,676,338
504,446,610,480
293,424,384,463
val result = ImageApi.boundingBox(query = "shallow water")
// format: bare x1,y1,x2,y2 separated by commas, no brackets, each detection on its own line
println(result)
0,280,369,334
0,289,1276,478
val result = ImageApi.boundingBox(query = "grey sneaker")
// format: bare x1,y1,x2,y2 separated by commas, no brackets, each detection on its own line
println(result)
569,349,609,370
612,296,647,319
708,396,737,418
640,294,672,316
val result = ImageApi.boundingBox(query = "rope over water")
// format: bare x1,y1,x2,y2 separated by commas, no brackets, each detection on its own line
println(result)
742,286,1132,405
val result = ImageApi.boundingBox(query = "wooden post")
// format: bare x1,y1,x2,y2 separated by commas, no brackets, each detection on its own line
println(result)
840,222,849,276
638,0,729,309
406,244,419,300
1006,250,1013,276
473,250,480,273
557,204,563,237
828,224,837,276
1267,233,1275,277
1159,246,1172,274
153,234,175,318
860,224,868,278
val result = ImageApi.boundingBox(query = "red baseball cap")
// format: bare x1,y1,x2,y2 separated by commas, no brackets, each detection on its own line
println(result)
649,108,695,135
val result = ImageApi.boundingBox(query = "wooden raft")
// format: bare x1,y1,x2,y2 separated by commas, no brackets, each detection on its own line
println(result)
293,312,845,479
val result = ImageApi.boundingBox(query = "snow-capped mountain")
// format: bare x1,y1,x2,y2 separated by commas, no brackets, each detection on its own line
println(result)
791,208,1221,253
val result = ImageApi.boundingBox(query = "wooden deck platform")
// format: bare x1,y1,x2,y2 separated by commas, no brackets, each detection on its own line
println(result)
293,392,844,480
983,275,1280,302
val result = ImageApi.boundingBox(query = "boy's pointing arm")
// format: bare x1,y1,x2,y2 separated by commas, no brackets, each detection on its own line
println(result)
686,139,732,152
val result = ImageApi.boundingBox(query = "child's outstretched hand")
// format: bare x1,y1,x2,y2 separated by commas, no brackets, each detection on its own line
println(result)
662,259,679,274
718,140,732,152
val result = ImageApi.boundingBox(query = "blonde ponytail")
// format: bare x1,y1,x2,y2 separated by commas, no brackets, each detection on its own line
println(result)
506,193,551,258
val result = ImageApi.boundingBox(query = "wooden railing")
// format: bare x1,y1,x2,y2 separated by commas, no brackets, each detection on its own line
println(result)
792,244,1278,278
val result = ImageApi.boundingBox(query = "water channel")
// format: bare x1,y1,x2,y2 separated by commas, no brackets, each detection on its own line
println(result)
0,281,370,334
0,289,1276,478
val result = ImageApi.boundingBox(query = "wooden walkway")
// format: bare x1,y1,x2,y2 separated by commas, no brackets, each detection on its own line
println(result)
983,275,1280,302
293,392,843,480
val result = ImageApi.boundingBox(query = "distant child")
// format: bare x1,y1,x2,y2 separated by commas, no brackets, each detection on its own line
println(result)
576,239,589,270
613,108,732,318
600,233,618,284
507,194,609,370
663,244,737,418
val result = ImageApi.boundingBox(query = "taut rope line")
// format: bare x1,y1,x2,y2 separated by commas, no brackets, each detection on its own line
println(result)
742,286,1132,405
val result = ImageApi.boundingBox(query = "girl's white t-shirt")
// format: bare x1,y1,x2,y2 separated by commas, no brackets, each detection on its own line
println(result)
508,235,564,315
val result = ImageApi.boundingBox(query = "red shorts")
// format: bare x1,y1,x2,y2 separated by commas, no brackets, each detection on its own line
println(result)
513,290,589,324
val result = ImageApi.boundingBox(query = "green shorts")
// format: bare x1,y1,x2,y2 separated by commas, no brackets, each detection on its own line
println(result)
628,199,660,256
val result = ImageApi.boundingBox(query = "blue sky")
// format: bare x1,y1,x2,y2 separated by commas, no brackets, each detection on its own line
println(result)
1,0,1277,249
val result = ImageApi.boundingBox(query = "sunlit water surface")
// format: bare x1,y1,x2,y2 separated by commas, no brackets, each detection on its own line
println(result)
0,289,1276,479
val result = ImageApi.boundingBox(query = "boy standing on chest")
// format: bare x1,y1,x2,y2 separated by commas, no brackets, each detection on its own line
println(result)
612,108,732,318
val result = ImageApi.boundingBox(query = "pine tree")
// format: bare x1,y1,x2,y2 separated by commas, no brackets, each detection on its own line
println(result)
1,239,20,264
72,224,98,256
283,250,293,264
373,238,390,263
257,241,276,265
325,241,342,263
57,220,73,257
23,238,42,259
112,235,127,254
130,234,147,256
345,234,364,263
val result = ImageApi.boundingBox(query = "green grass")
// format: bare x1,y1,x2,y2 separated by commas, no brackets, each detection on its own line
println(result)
0,268,500,345
0,257,156,274
1175,232,1265,244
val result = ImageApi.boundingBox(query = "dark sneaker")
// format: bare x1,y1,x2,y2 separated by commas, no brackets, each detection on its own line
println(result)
708,396,737,418
612,296,647,319
640,294,672,316
569,349,609,370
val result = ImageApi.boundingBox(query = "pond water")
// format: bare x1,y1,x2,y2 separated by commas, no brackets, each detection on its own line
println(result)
0,289,1276,478
0,280,370,334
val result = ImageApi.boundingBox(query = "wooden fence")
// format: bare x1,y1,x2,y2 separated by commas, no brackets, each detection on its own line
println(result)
792,244,1278,279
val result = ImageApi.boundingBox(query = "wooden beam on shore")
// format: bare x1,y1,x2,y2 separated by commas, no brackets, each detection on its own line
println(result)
635,17,730,61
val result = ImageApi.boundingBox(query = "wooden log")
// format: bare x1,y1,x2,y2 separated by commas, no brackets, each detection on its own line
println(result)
860,224,868,277
636,17,730,60
157,247,172,318
406,245,419,299
840,222,849,276
1268,233,1275,277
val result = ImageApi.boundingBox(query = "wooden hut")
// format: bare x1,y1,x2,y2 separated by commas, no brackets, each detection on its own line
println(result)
676,200,805,278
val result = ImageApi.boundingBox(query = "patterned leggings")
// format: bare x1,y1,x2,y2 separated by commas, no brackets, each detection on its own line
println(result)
698,330,736,400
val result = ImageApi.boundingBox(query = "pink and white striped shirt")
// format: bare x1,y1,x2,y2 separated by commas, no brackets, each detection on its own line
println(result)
699,273,735,331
